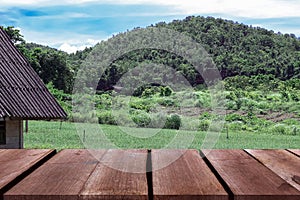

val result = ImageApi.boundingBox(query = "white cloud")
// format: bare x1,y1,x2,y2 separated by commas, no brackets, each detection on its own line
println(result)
58,43,86,53
19,28,106,53
58,38,101,53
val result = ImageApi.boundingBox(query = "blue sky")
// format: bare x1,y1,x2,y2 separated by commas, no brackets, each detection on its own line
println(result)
1,0,300,53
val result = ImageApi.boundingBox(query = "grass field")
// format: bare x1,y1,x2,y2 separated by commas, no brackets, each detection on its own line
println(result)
24,120,300,150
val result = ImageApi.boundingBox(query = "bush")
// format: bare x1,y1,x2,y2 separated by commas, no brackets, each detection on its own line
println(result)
199,112,213,120
164,114,181,130
225,114,245,123
94,94,112,110
129,98,153,112
131,110,151,127
160,86,173,96
198,120,210,131
157,98,176,106
142,88,156,98
98,111,117,125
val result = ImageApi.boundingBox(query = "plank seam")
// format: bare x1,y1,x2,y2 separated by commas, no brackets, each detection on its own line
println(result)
243,149,278,172
0,149,57,200
78,150,108,199
199,150,234,200
285,149,300,158
147,149,153,200
244,149,300,192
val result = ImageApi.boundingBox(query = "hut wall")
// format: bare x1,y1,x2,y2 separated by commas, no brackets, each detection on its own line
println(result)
0,119,23,149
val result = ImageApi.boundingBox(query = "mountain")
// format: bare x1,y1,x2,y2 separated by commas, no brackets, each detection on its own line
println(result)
4,16,300,93
96,16,300,91
158,16,300,79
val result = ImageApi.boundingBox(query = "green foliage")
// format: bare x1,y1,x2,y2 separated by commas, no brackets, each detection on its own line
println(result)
98,111,117,125
131,110,151,127
46,82,72,117
199,112,213,120
225,113,246,122
5,14,300,95
94,94,112,110
1,26,25,44
160,86,173,96
157,98,176,106
164,114,181,130
129,98,154,112
198,120,210,131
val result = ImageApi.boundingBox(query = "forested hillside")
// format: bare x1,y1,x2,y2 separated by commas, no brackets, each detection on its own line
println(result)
2,15,300,93
160,16,300,78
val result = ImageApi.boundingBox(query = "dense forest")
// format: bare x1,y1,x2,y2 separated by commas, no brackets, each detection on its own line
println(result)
2,16,300,94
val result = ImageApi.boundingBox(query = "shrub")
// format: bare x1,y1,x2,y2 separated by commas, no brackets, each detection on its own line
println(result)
131,110,151,127
225,114,245,123
198,120,210,131
157,98,176,106
199,112,213,120
142,88,156,98
98,111,117,125
129,98,153,112
160,86,173,96
164,114,181,130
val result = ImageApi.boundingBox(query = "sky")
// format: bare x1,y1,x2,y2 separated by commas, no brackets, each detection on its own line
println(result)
1,0,300,53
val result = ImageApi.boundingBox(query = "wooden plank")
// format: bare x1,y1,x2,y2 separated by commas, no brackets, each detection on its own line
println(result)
80,149,148,200
152,149,228,200
203,149,300,200
288,149,300,157
245,149,300,191
0,149,55,193
4,150,106,200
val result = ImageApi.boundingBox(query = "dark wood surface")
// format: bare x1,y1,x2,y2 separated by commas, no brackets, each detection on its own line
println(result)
2,149,300,200
79,149,148,200
202,149,300,200
4,149,103,200
4,149,148,200
245,149,300,191
288,149,300,157
0,149,55,194
152,149,228,200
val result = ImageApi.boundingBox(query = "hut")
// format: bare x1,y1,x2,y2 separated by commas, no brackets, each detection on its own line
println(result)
0,28,67,148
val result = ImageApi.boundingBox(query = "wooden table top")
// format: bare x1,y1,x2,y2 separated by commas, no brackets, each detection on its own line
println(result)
1,149,300,200
0,149,56,198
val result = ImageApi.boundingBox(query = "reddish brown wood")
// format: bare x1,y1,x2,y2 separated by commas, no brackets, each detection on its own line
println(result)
0,149,55,192
203,149,300,200
152,149,228,200
246,149,300,191
4,149,105,200
80,149,148,200
288,149,300,157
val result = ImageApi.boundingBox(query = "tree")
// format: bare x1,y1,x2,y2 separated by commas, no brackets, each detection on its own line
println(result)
1,26,25,44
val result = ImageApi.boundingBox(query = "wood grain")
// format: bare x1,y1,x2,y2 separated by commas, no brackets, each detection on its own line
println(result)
245,149,300,191
80,149,148,200
0,149,55,192
4,149,105,200
152,149,228,200
287,149,300,157
203,149,300,200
